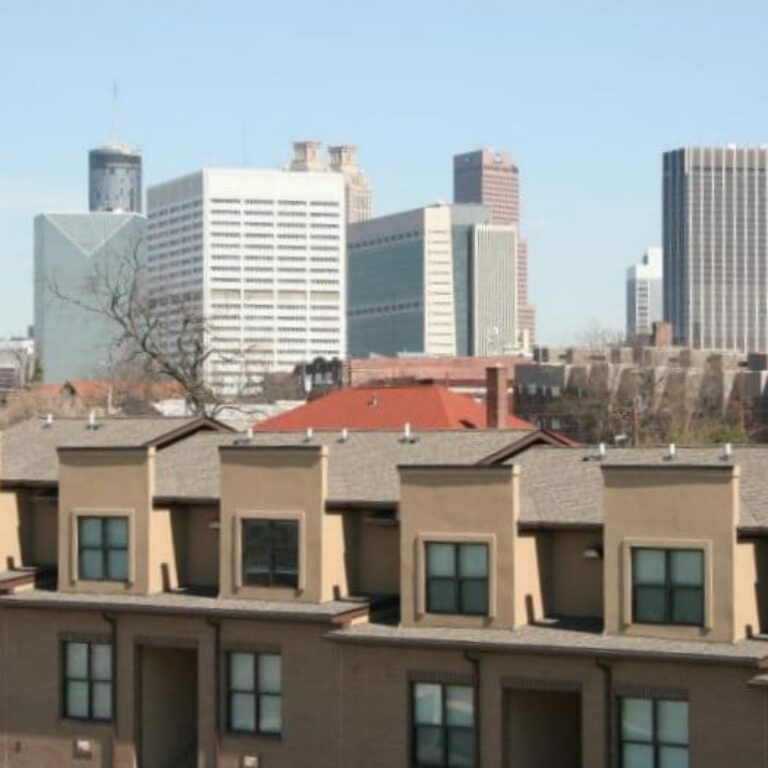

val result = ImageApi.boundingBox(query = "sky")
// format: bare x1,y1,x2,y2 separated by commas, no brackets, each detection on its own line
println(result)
1,0,767,343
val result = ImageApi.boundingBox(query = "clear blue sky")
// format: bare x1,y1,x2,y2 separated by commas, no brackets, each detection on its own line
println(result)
1,0,767,343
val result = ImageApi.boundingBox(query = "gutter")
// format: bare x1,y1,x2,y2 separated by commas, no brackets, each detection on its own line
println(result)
596,658,612,768
464,650,482,767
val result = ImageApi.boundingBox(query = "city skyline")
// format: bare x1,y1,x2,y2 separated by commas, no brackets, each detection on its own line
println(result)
2,1,768,344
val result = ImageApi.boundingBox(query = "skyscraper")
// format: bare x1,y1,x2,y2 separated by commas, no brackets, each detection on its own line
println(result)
89,143,143,213
626,247,663,341
453,149,535,346
347,204,518,358
289,141,373,224
329,145,372,224
663,147,768,352
146,167,346,394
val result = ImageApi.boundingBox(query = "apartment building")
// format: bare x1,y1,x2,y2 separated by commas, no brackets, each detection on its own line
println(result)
0,415,767,766
146,168,346,394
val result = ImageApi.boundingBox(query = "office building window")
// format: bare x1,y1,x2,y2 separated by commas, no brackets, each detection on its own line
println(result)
242,520,299,588
426,542,488,615
78,517,128,581
620,697,689,768
228,652,282,735
62,641,113,721
632,548,704,626
412,682,474,767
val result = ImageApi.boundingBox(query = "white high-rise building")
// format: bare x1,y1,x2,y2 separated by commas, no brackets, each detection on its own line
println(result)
146,168,346,394
626,247,663,341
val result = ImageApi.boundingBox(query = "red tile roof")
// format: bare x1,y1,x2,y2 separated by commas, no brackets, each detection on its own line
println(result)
255,385,537,431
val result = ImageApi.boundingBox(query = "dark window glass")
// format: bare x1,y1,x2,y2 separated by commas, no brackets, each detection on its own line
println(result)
620,697,689,768
242,520,299,588
227,652,282,735
632,548,703,626
412,682,474,767
63,641,113,721
426,543,488,615
78,517,128,582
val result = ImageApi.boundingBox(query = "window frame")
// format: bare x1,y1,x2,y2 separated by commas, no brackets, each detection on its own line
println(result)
77,515,129,583
425,542,489,616
226,650,283,738
619,695,690,768
240,518,299,589
410,681,475,768
61,639,114,723
631,547,704,627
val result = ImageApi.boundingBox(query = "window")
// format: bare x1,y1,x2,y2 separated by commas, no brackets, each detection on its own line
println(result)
620,697,689,768
412,682,474,767
426,543,488,615
632,549,704,626
78,517,128,581
241,520,299,588
227,652,282,735
62,641,113,721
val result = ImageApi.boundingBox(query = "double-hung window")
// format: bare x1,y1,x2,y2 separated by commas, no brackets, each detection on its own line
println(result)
620,696,689,767
242,520,299,588
227,651,282,735
78,517,129,582
412,682,474,767
632,548,704,626
426,542,488,615
62,640,113,721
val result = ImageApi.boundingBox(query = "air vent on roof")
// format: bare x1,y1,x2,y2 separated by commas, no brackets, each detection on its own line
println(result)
338,428,349,443
582,443,606,462
234,427,254,446
400,422,418,444
86,411,100,430
721,442,733,461
304,427,314,443
664,443,676,461
42,413,53,428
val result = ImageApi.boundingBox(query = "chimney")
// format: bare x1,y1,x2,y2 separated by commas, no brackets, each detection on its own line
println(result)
486,366,508,429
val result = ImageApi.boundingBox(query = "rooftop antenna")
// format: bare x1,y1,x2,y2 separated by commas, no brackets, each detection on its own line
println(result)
241,114,249,167
110,82,119,144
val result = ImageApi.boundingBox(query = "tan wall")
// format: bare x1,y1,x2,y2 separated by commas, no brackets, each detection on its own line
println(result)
735,540,760,638
321,511,349,600
603,465,745,642
354,516,400,595
514,533,546,624
58,448,156,595
32,496,58,567
148,508,179,593
549,531,604,618
185,505,219,589
399,465,519,629
0,490,23,570
220,446,347,603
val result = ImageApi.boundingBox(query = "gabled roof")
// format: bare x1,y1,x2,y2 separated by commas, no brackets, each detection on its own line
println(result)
255,385,536,431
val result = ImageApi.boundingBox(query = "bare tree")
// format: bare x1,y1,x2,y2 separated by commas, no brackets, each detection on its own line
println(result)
48,237,226,416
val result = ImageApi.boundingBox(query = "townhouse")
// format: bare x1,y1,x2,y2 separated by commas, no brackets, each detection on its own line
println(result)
0,416,766,767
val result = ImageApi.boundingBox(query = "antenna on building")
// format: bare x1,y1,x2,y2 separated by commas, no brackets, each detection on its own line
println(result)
110,82,119,144
241,114,249,167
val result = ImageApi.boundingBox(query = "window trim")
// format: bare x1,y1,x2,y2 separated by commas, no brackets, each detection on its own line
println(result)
416,533,496,618
60,638,114,723
410,680,476,768
618,694,690,768
225,649,283,738
621,538,712,630
71,508,135,585
233,510,305,592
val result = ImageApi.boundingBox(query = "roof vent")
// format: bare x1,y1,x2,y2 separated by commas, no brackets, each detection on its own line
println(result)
43,413,53,428
583,442,607,462
722,442,732,461
86,411,100,430
368,395,379,407
400,422,418,444
304,427,314,443
664,443,676,461
339,428,349,443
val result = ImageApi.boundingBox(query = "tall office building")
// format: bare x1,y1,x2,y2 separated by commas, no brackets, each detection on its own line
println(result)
34,212,146,381
89,143,143,213
664,147,768,352
329,145,373,224
453,149,535,345
626,247,663,341
147,168,346,394
347,204,518,358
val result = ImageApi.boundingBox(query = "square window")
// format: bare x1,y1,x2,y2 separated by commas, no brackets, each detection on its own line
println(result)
620,697,689,768
242,520,299,589
78,517,129,583
426,543,489,616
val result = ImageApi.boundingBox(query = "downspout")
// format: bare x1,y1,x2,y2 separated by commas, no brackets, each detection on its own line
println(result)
206,617,222,766
102,612,117,768
596,658,613,768
464,650,482,768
